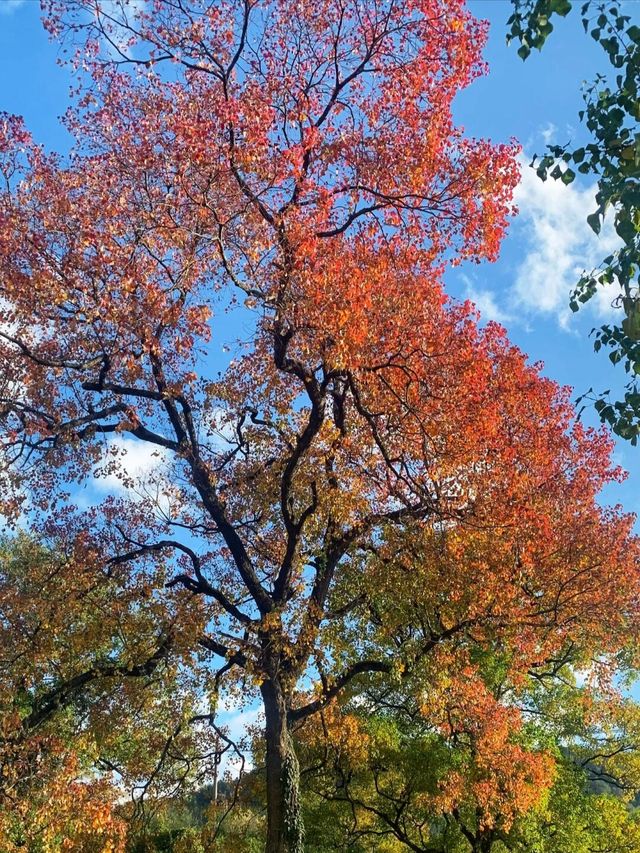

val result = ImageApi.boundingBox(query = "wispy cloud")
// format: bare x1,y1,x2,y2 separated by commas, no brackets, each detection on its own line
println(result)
0,1,26,16
460,273,515,326
540,122,557,146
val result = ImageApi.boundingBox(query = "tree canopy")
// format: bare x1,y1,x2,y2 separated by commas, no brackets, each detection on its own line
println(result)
0,2,639,852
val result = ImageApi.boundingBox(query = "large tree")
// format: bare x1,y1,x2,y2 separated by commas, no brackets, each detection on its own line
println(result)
0,2,638,851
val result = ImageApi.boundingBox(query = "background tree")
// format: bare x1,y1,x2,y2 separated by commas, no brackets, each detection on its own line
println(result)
0,537,128,852
507,0,640,441
0,528,247,850
298,657,640,852
0,2,638,851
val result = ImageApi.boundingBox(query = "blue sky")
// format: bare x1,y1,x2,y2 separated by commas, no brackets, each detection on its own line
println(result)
0,0,638,519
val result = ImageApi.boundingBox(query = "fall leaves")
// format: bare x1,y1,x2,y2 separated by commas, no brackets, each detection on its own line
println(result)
0,2,639,851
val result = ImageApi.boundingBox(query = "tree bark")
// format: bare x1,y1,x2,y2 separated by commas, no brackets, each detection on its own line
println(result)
261,678,304,853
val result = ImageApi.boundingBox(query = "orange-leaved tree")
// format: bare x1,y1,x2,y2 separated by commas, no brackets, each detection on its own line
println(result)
0,2,637,851
0,537,131,852
0,529,232,851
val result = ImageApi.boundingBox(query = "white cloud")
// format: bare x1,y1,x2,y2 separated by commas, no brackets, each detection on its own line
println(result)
92,434,169,499
221,705,262,772
0,0,26,15
540,122,557,146
94,0,148,61
228,705,261,735
208,405,239,453
461,273,514,326
196,692,262,775
512,154,621,328
452,150,621,334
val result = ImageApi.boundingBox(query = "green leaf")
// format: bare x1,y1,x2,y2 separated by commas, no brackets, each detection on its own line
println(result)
601,404,615,421
616,217,637,243
587,211,602,234
628,25,640,44
549,0,572,15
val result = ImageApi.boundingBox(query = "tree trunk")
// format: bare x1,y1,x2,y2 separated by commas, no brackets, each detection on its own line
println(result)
473,831,494,853
260,678,304,853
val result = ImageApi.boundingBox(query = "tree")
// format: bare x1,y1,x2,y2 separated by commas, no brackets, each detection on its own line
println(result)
298,658,640,852
507,0,640,441
0,527,245,848
0,2,637,851
0,537,129,852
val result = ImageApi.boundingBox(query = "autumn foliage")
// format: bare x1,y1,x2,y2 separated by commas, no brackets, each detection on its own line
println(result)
0,2,638,851
0,731,126,853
